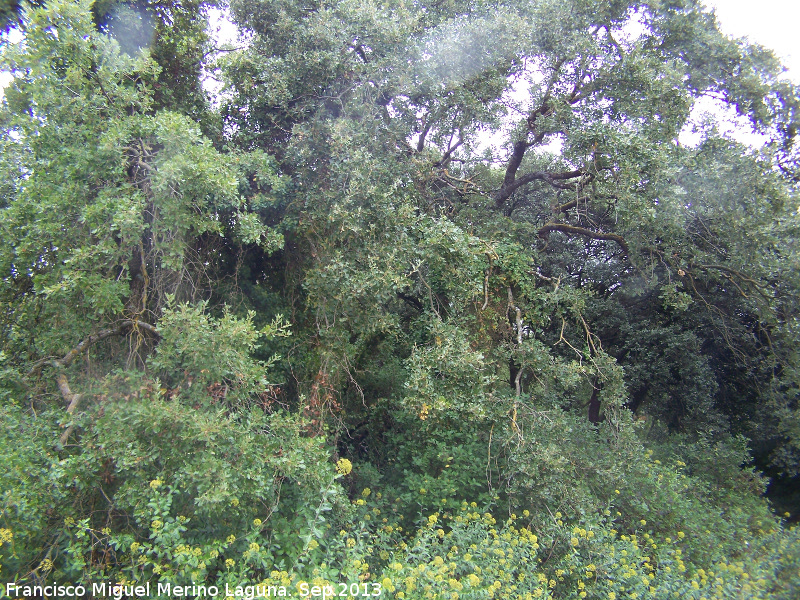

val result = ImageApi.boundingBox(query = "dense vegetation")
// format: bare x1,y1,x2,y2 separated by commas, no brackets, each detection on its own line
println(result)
1,0,799,597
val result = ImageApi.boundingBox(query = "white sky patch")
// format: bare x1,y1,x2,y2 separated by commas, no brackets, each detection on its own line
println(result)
679,95,772,147
707,0,799,82
207,6,240,47
0,71,11,96
0,28,24,102
202,6,248,106
678,0,800,147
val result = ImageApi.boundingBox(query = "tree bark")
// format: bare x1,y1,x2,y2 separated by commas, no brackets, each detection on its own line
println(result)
588,384,601,424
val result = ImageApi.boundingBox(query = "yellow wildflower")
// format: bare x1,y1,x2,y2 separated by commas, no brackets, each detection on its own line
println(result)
335,458,353,476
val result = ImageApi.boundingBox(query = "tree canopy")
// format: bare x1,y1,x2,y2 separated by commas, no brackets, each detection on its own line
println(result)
1,0,799,596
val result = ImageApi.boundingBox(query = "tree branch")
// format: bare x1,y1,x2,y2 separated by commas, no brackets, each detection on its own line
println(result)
495,168,584,208
692,263,772,300
24,320,160,445
27,320,160,378
417,119,433,152
435,137,463,167
397,291,424,312
538,223,629,256
57,374,82,445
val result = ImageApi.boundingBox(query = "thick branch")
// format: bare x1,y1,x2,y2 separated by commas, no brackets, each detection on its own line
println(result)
57,374,81,445
417,119,433,152
495,168,584,208
397,291,424,312
555,198,579,214
538,223,629,256
27,320,160,378
353,44,369,63
506,287,524,392
25,321,159,444
435,137,463,167
692,263,771,300
501,140,531,193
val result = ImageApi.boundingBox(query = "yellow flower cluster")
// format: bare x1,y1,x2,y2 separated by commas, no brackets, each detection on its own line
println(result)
172,544,204,558
372,511,554,600
81,485,792,600
335,458,353,476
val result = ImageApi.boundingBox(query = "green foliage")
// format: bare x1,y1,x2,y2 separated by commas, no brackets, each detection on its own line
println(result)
0,403,62,577
377,405,500,525
147,299,289,407
2,0,799,595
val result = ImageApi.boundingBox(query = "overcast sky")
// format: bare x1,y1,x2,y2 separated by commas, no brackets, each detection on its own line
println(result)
707,0,798,82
